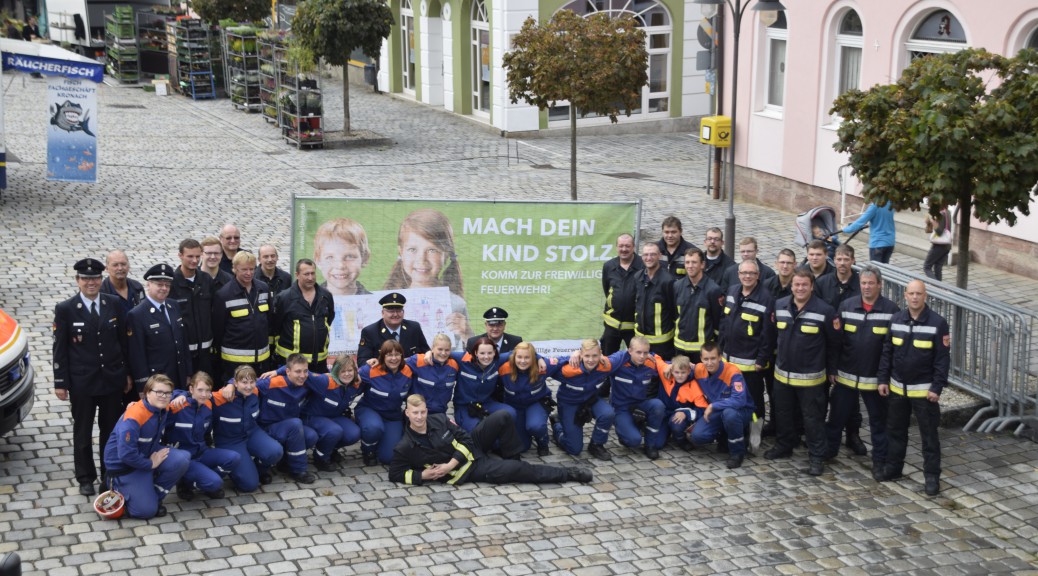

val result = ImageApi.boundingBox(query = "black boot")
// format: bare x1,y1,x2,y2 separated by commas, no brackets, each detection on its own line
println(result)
806,459,824,476
726,454,744,469
845,431,868,456
176,482,195,501
587,443,612,461
566,467,593,483
924,475,940,496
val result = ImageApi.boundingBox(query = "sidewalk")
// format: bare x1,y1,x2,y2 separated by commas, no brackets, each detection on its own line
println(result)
0,73,1036,575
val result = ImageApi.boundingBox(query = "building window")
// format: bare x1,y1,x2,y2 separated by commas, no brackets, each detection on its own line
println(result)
835,10,862,97
547,0,672,122
905,9,966,64
1029,28,1038,49
471,0,490,116
401,0,416,93
764,11,787,110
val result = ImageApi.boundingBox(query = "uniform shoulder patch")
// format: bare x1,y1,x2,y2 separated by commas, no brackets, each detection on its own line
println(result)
359,339,365,346
733,381,744,393
943,334,951,347
833,317,841,330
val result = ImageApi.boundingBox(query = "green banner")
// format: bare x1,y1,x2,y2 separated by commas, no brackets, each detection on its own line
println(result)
291,197,640,355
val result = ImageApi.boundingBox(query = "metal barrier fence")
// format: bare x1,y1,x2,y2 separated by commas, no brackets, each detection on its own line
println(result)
870,262,1038,436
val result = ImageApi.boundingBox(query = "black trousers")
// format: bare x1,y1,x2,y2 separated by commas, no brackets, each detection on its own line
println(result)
743,370,766,420
70,388,123,485
468,411,568,484
600,325,633,355
773,381,827,460
886,394,941,477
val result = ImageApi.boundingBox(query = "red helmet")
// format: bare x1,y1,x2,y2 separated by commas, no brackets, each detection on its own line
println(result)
94,490,125,520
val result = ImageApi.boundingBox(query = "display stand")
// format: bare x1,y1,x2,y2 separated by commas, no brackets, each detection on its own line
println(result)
258,34,281,123
136,8,182,79
225,27,262,112
104,6,138,84
276,44,323,148
173,20,216,99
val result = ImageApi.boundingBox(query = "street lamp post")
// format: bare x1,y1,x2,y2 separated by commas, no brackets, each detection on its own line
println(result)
695,0,785,257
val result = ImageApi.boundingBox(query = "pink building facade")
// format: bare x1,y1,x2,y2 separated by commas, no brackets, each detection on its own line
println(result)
724,0,1038,276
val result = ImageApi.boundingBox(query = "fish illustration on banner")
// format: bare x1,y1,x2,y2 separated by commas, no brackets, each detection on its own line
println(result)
46,76,97,183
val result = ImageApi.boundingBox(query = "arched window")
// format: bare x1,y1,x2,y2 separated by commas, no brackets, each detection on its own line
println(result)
906,9,966,63
401,0,415,93
470,0,490,115
1028,28,1038,49
547,0,673,122
764,11,787,110
835,10,862,97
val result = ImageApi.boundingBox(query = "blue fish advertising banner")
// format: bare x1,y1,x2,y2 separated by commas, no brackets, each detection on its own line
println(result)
46,76,98,183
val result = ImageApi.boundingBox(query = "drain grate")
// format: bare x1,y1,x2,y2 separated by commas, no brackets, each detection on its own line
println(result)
603,172,651,179
308,181,358,190
531,164,555,169
106,104,146,109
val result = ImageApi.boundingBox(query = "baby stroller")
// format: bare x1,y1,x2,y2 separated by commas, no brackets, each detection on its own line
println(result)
794,205,840,262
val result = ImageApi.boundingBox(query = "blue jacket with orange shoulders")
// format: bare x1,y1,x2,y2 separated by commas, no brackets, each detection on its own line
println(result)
255,372,308,426
164,390,214,458
451,351,502,407
302,371,363,418
498,356,559,408
103,399,169,474
609,352,660,411
693,360,754,413
357,363,414,420
211,386,261,445
552,350,626,405
405,354,459,414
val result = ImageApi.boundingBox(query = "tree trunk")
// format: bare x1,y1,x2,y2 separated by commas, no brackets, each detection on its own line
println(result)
955,190,971,289
343,66,352,135
569,108,577,200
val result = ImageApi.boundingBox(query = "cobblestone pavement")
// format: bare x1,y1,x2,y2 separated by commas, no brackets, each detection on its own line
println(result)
1,75,1037,575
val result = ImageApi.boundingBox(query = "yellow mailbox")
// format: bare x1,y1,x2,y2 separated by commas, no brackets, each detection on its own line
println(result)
699,115,731,147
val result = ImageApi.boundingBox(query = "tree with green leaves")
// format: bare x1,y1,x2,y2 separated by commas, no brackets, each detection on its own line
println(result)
503,10,648,200
191,0,270,24
831,48,1038,288
292,0,393,134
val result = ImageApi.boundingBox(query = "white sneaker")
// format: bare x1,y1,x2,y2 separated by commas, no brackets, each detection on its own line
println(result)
749,418,763,454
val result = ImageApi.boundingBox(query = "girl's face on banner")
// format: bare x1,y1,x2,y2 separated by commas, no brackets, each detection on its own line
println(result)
399,229,446,288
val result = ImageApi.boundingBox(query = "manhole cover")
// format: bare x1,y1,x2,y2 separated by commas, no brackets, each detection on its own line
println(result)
307,181,358,190
531,164,555,169
106,104,146,109
604,172,650,179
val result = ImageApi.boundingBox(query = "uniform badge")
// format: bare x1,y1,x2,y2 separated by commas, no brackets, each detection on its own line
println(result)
51,322,57,332
76,303,82,309
127,328,134,336
359,339,365,346
943,334,951,347
124,431,132,443
833,318,841,330
733,382,744,393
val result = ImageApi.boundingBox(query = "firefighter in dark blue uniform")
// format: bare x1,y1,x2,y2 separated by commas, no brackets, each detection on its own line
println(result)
673,248,723,364
878,280,950,496
272,259,335,373
212,251,272,382
52,258,132,496
718,258,774,453
656,216,696,277
634,242,676,360
600,233,643,356
765,269,839,476
466,307,523,353
171,239,216,377
357,293,430,365
127,263,192,391
825,264,899,478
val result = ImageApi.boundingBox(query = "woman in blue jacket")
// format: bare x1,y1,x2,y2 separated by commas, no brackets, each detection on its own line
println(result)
356,340,413,465
498,341,558,456
165,372,241,501
102,375,190,519
451,336,516,431
302,355,364,470
404,334,459,415
840,201,896,263
211,365,284,491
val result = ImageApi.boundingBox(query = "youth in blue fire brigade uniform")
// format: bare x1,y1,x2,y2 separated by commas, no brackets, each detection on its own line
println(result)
212,251,272,382
211,366,284,492
878,280,950,496
451,337,516,433
165,372,241,500
498,341,554,455
653,355,702,449
272,259,335,374
301,355,364,471
765,269,840,476
255,357,318,484
609,337,665,459
405,334,460,415
53,257,131,496
825,265,899,478
551,341,626,461
102,375,190,519
389,395,592,486
127,263,192,391
356,339,415,465
673,248,723,363
687,343,756,469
